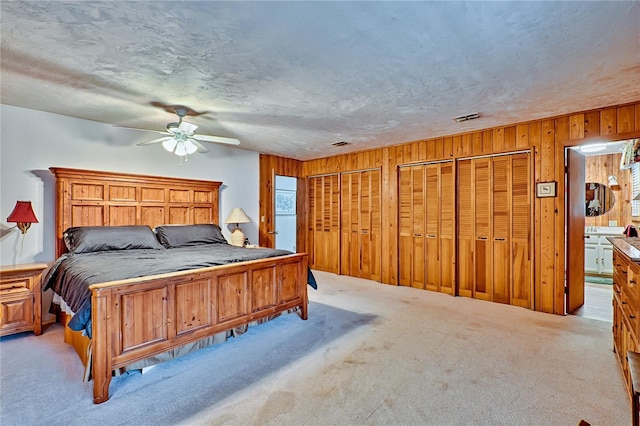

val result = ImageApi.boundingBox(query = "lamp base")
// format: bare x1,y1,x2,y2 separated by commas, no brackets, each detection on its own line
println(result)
230,228,245,247
17,223,31,234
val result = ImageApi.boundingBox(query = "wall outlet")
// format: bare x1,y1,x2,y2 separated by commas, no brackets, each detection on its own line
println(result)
609,220,618,226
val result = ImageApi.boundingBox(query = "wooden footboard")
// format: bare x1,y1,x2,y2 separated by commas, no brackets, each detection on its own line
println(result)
90,253,308,403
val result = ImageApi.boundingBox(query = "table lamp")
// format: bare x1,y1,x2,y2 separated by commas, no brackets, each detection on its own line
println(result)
225,207,251,247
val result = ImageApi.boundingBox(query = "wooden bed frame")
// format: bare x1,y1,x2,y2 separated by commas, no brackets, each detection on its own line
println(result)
50,168,308,404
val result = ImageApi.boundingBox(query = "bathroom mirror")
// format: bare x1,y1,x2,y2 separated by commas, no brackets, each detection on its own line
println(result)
585,182,616,217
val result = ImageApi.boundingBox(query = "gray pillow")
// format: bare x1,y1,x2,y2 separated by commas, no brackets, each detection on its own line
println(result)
154,224,228,248
63,225,164,254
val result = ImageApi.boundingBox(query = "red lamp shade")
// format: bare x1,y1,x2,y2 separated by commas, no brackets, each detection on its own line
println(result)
7,201,39,234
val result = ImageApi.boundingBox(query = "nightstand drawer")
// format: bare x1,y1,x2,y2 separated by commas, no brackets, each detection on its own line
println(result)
0,263,47,336
0,277,33,294
0,294,35,335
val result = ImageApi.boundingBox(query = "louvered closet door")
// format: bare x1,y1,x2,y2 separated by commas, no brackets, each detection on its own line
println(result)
360,171,372,279
308,174,340,274
398,166,425,288
369,169,381,282
439,162,455,294
474,158,492,301
492,156,510,304
339,169,381,281
361,169,381,282
425,164,440,292
326,174,340,274
411,166,426,289
398,162,454,294
510,153,531,307
340,173,356,276
457,153,532,306
399,167,413,287
339,174,349,275
308,178,316,268
457,160,474,298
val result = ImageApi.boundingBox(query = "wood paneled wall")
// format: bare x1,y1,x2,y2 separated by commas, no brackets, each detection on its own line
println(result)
584,153,631,228
261,101,640,314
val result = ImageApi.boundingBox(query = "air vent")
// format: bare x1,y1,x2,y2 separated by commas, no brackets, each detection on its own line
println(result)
452,112,480,123
332,141,350,147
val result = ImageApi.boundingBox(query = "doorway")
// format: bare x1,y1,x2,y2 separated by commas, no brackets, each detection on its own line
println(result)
567,140,629,320
274,175,297,252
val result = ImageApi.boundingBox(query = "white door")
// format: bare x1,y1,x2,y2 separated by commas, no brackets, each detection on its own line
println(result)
274,175,297,252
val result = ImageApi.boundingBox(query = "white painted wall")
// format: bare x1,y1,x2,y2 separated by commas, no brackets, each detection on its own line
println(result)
0,105,260,266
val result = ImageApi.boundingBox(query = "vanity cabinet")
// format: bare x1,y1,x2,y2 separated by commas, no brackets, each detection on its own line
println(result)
584,228,623,276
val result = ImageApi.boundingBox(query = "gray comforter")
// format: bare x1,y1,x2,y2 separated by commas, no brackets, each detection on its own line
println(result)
43,244,294,337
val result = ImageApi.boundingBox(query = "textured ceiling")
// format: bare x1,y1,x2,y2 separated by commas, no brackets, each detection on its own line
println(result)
2,1,639,160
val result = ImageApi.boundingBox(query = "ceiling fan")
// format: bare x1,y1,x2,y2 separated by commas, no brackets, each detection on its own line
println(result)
133,107,240,157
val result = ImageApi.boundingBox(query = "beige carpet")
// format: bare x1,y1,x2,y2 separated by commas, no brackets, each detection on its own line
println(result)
0,270,630,425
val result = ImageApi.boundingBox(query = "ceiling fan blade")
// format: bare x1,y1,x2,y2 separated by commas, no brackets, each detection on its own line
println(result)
192,134,241,145
136,136,173,146
190,139,209,153
114,125,170,136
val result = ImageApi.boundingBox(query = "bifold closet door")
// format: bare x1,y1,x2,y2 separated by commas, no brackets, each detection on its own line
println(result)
399,162,454,292
457,160,474,297
439,162,455,294
474,158,492,301
340,172,360,277
425,165,440,292
308,174,340,274
398,167,412,287
398,166,425,288
510,153,531,307
456,153,531,306
491,156,510,304
493,153,531,305
360,169,381,282
339,169,381,281
457,158,493,301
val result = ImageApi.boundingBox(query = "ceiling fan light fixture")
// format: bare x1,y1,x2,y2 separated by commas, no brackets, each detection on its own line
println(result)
179,121,198,134
174,142,188,156
183,140,198,155
162,138,178,153
134,105,240,162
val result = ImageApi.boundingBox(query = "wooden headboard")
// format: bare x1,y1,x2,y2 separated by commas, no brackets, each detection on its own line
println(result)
50,168,222,257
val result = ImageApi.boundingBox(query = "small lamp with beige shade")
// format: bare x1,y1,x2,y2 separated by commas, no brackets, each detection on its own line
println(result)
225,207,251,247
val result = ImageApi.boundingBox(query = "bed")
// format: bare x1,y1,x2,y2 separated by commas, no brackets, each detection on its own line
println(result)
46,168,310,404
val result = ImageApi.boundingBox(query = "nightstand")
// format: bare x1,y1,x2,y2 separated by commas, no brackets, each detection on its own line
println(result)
0,263,48,336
